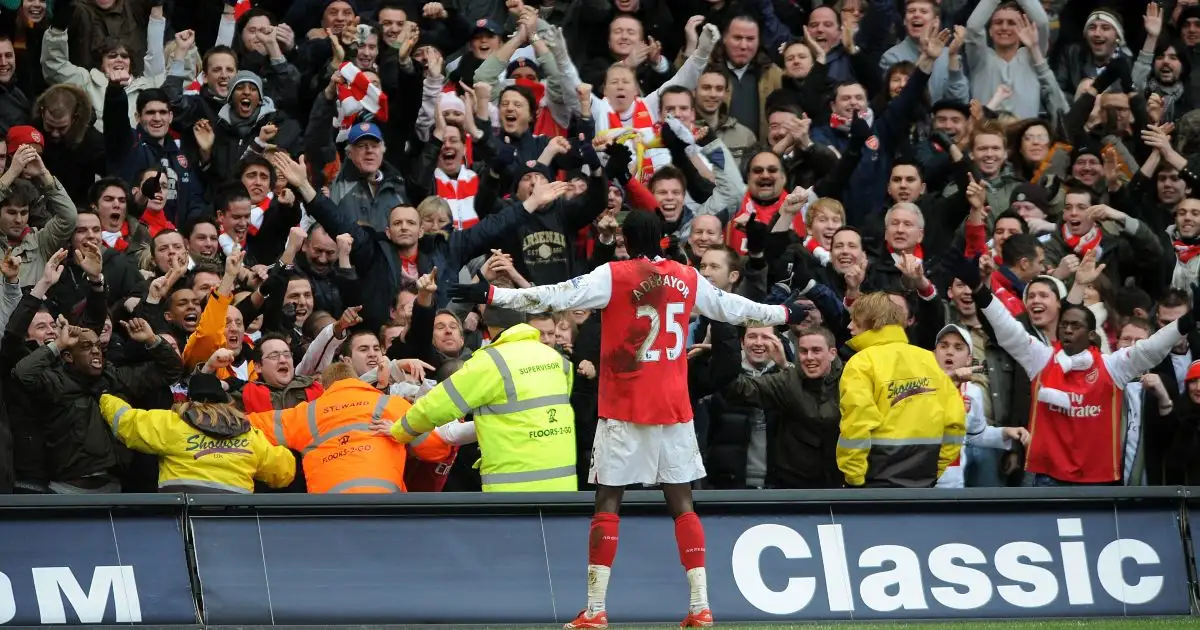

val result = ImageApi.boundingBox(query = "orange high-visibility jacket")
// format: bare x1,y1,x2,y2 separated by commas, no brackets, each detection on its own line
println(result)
248,378,452,493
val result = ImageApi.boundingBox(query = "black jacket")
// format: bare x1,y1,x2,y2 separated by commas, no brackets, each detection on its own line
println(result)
105,83,208,226
719,358,845,489
297,253,358,318
1,278,108,487
12,333,184,482
305,191,531,331
208,101,303,184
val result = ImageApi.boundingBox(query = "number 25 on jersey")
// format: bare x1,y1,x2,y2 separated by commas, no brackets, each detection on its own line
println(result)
636,302,686,362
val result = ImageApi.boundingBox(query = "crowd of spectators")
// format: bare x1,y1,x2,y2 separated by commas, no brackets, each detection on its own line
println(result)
0,0,1197,494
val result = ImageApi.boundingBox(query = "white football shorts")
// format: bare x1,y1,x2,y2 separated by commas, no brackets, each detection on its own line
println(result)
588,418,706,486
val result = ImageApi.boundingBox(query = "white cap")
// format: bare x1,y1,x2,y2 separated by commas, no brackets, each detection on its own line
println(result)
936,324,974,355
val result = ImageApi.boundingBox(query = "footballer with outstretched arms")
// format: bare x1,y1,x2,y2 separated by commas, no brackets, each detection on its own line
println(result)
450,211,811,628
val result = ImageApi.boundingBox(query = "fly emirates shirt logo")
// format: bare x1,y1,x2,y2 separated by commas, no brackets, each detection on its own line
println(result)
1048,392,1103,418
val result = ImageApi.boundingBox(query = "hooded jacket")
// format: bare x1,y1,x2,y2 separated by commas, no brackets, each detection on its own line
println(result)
210,72,303,182
34,84,108,205
838,324,966,488
99,393,295,493
12,335,184,482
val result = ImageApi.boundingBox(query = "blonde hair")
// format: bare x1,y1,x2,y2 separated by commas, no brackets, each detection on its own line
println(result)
164,42,202,79
417,196,451,235
417,195,450,220
321,362,358,388
172,400,246,423
805,198,845,231
849,292,905,332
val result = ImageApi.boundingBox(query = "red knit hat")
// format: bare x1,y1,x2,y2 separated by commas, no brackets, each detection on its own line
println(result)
1186,360,1200,383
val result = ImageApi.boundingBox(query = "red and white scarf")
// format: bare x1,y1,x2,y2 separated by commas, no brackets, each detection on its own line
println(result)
888,243,925,265
102,223,132,252
726,192,798,255
334,62,390,143
7,226,30,248
607,98,657,180
1175,235,1200,263
434,168,479,229
248,193,272,236
1062,224,1102,256
218,228,246,256
102,211,173,252
829,108,875,130
183,72,205,96
803,236,830,266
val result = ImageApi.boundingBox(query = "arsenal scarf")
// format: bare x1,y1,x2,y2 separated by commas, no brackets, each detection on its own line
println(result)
607,98,657,180
7,226,30,248
829,108,875,130
1062,224,1102,256
102,223,130,252
1175,234,1200,263
888,243,925,265
334,62,390,143
142,209,174,237
248,193,272,236
184,72,205,96
434,168,480,229
803,236,830,266
101,213,173,252
726,191,800,255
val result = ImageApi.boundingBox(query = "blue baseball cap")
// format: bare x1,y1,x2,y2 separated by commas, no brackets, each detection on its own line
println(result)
472,18,504,36
347,122,383,144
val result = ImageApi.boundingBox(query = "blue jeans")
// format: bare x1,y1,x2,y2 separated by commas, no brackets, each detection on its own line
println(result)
964,445,1006,487
1027,473,1110,487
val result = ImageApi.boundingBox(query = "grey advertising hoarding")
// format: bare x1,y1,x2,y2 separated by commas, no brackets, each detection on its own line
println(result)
190,504,1188,624
0,515,197,626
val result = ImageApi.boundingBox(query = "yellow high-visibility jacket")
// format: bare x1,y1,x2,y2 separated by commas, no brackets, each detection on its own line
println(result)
99,394,295,494
390,324,577,492
837,325,966,488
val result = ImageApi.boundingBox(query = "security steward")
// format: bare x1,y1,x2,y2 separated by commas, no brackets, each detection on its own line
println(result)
98,373,296,494
838,293,967,488
248,364,455,494
373,323,577,492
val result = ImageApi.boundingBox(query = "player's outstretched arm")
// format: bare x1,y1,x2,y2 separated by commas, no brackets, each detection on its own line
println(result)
694,273,808,327
451,264,615,313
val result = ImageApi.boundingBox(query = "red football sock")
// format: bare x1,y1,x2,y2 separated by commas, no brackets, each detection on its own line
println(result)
588,512,620,567
674,512,706,571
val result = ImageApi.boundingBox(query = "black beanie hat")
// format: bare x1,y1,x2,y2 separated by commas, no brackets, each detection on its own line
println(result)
188,372,230,404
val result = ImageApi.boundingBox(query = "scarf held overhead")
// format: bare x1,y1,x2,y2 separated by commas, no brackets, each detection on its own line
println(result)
335,62,390,143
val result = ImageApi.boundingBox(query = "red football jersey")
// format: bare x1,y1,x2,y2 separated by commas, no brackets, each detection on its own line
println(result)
598,258,699,425
1027,345,1122,483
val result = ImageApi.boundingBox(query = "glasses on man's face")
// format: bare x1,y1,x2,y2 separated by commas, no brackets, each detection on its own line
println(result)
1023,132,1049,143
750,165,780,175
263,351,293,361
106,51,131,59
